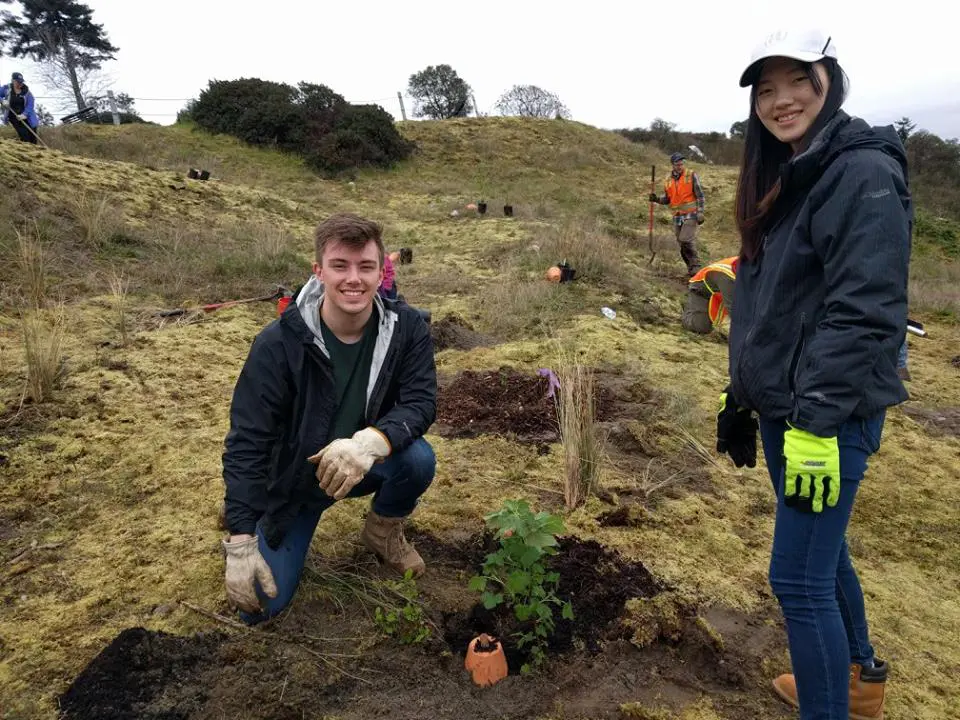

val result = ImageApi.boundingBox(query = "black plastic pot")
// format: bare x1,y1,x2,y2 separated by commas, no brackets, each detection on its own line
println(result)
477,201,487,215
187,168,199,179
503,204,514,217
558,261,576,283
199,169,210,181
399,247,413,265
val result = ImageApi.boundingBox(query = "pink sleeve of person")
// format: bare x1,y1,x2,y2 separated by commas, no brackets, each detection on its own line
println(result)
381,255,396,291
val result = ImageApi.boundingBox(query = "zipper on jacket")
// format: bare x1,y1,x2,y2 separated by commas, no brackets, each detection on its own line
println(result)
790,312,807,396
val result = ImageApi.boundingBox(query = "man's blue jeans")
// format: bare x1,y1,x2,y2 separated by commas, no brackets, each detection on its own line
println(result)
239,437,436,625
759,414,884,720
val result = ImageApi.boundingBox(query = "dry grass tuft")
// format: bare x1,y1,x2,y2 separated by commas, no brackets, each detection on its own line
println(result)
554,354,604,509
66,190,113,248
16,221,46,309
108,270,130,346
21,304,66,403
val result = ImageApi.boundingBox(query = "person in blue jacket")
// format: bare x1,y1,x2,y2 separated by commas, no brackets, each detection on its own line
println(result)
715,29,910,720
0,72,40,144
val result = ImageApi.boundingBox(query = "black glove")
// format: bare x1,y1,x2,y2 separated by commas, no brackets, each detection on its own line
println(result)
648,193,659,203
716,386,758,468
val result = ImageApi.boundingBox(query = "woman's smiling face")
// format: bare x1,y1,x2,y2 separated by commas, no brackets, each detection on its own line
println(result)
755,57,830,151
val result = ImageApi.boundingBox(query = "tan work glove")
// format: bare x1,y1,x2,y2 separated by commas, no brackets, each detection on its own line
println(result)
222,535,277,613
307,427,391,500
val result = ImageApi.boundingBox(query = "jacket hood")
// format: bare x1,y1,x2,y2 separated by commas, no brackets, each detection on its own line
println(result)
292,274,392,356
784,110,908,194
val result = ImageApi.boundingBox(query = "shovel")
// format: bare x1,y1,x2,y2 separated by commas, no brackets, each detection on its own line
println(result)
156,286,286,318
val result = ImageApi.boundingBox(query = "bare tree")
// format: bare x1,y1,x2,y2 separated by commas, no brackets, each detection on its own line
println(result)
495,84,571,119
34,60,113,116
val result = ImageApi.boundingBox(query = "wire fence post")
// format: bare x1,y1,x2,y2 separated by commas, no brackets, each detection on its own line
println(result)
106,90,121,125
397,91,407,121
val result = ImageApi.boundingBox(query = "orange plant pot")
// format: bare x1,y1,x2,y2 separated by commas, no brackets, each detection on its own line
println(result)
464,633,508,687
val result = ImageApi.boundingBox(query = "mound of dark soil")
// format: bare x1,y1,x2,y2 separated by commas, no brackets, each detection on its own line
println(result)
58,627,225,720
442,537,663,671
58,531,791,720
431,315,495,352
435,366,559,441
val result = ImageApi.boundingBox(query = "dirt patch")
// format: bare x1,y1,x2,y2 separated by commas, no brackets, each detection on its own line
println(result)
441,536,663,669
901,404,960,437
58,531,791,720
431,314,496,352
434,366,559,442
58,628,225,720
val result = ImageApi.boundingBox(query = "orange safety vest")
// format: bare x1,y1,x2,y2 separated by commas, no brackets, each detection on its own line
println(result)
665,171,699,216
690,256,738,327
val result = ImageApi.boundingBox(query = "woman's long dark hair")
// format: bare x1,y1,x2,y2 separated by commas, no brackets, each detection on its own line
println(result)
735,57,848,260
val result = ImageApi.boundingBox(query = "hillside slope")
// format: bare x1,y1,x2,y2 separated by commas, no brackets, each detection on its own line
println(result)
0,119,958,720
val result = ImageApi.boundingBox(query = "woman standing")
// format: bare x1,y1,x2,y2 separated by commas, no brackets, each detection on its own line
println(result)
0,72,40,144
715,29,910,720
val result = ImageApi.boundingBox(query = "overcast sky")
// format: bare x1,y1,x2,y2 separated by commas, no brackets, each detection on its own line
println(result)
4,0,958,139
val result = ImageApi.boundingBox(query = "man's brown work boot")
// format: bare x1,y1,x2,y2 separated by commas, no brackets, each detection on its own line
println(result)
360,511,425,577
772,659,888,719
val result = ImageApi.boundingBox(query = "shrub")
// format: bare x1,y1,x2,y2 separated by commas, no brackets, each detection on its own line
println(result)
303,104,414,174
188,79,414,174
469,499,574,673
190,78,303,149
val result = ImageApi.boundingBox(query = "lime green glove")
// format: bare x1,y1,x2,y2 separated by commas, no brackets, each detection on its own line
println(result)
782,425,841,513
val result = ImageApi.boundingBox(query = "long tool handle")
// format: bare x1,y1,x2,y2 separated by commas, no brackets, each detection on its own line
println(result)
647,164,657,263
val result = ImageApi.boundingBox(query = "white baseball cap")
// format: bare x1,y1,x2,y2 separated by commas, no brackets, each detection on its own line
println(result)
739,29,838,87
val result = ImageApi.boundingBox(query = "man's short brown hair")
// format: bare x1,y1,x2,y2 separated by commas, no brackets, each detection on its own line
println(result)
314,212,384,266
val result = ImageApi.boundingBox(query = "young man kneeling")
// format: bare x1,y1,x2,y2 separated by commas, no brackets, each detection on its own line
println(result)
220,212,437,623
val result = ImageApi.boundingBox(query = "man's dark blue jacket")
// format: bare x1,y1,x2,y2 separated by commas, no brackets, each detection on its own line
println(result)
222,276,437,549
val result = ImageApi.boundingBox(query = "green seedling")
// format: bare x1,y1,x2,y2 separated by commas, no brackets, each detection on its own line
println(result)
469,499,574,673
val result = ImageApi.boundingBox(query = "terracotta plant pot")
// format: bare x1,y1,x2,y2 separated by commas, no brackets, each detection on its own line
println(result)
464,633,508,687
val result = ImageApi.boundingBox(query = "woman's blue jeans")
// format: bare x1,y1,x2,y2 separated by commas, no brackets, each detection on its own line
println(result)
759,413,884,720
239,437,436,625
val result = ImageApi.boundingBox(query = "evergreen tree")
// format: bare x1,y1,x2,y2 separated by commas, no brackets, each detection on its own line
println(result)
0,0,118,111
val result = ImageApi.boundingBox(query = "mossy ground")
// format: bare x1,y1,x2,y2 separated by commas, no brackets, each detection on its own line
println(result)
1,117,958,719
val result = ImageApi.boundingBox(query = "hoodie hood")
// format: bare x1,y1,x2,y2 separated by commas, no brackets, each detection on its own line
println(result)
293,274,395,362
783,110,908,196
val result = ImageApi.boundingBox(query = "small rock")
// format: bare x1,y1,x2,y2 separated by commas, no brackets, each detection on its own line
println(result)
153,603,174,617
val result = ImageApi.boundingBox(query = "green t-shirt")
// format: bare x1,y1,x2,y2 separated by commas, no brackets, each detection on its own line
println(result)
319,311,379,443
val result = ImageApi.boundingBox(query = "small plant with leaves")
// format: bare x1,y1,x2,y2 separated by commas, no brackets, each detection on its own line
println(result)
373,569,432,645
469,499,574,673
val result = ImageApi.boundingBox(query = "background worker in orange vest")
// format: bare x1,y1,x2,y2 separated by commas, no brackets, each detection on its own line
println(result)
682,256,737,334
649,151,706,276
